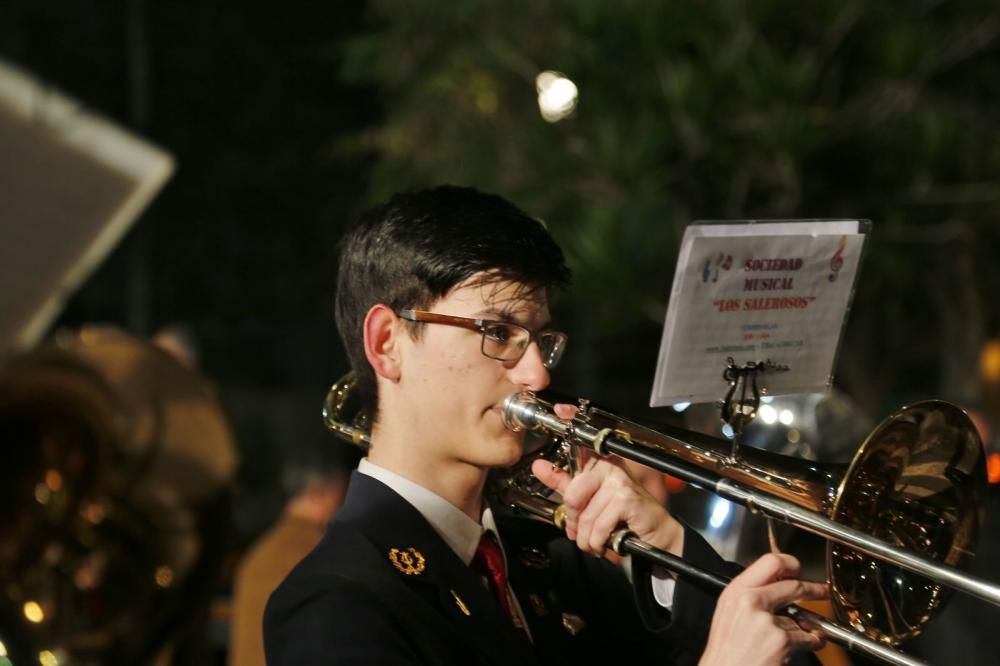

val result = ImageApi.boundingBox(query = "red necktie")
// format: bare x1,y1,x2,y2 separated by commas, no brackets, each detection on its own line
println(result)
472,531,517,625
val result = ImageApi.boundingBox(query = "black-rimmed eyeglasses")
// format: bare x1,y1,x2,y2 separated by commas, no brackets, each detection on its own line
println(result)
396,309,568,369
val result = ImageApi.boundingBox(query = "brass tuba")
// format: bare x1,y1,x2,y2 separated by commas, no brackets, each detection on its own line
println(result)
0,327,237,665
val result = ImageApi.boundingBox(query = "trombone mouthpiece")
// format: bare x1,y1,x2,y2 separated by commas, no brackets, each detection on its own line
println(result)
502,391,542,432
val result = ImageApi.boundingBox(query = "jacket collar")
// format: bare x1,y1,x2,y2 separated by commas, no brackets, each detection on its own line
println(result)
356,458,483,564
335,472,539,666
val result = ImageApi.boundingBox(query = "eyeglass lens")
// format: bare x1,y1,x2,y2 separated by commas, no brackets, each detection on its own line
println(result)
481,323,565,368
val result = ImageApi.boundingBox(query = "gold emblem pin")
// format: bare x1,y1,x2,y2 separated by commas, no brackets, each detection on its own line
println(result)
389,547,426,576
450,589,471,616
561,612,586,636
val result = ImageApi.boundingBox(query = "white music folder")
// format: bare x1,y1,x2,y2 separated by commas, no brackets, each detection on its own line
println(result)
0,58,174,355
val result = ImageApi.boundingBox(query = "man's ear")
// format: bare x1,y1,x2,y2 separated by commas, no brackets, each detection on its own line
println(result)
363,304,402,381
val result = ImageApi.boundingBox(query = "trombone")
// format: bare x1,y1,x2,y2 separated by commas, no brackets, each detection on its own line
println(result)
323,373,999,666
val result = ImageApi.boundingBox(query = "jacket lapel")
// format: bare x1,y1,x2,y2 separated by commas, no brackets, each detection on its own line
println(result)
498,513,595,658
337,473,539,666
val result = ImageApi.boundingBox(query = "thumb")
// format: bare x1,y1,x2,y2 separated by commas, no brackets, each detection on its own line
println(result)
531,458,572,494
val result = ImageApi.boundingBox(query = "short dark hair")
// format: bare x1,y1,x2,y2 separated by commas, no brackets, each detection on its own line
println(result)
334,186,571,420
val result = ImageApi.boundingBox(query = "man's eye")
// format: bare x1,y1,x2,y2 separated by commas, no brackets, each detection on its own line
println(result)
483,324,512,343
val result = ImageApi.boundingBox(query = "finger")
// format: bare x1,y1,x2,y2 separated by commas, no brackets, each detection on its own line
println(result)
771,615,826,655
574,478,621,555
562,457,621,542
774,615,800,633
530,445,602,493
553,402,578,420
775,615,824,641
531,458,572,494
587,474,646,550
560,463,607,513
561,470,609,541
782,623,825,654
808,627,827,650
588,498,631,556
759,579,829,612
787,620,828,651
733,553,801,588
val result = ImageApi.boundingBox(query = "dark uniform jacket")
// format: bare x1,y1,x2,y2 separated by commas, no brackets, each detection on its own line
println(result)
264,471,770,665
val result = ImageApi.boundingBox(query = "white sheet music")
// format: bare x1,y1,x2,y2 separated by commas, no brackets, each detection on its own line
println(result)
650,220,867,407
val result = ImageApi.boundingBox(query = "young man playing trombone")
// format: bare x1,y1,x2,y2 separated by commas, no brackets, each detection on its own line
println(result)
264,186,826,665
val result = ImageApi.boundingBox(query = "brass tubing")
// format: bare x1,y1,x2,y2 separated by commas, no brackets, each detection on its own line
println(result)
501,392,1000,608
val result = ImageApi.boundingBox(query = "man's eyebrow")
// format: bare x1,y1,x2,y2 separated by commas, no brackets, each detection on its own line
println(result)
475,307,553,329
474,307,515,322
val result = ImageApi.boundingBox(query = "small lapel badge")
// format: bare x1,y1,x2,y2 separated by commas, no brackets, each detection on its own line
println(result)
518,546,551,569
389,547,426,576
527,593,549,617
561,612,586,636
450,589,471,616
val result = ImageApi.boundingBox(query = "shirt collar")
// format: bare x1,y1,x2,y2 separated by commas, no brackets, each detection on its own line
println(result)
358,458,487,565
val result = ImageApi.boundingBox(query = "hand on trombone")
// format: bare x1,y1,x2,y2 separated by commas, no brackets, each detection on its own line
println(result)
531,403,827,666
530,439,686,559
700,553,827,666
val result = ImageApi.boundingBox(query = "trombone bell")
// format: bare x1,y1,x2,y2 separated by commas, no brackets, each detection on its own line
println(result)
830,400,985,643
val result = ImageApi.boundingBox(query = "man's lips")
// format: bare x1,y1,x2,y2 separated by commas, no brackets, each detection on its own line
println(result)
487,405,516,431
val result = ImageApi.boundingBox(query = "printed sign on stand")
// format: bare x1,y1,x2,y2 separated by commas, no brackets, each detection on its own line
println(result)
650,220,869,407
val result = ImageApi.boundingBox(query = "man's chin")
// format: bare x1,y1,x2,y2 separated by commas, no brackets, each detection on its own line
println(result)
484,434,525,467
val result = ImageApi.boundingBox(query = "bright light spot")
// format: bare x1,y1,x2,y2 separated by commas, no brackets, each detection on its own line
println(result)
39,650,59,666
45,469,63,492
34,483,51,505
708,498,732,529
672,401,691,413
155,566,174,588
980,339,1000,382
786,429,801,444
23,601,44,624
759,404,778,425
987,453,1000,484
778,409,794,426
721,423,735,439
0,640,7,657
760,395,774,403
536,71,578,122
81,501,105,524
74,562,98,591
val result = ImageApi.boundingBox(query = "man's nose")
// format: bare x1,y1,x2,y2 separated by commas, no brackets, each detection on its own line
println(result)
509,342,550,391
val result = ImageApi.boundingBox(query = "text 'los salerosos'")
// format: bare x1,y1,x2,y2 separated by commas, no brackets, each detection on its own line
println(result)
712,256,816,312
